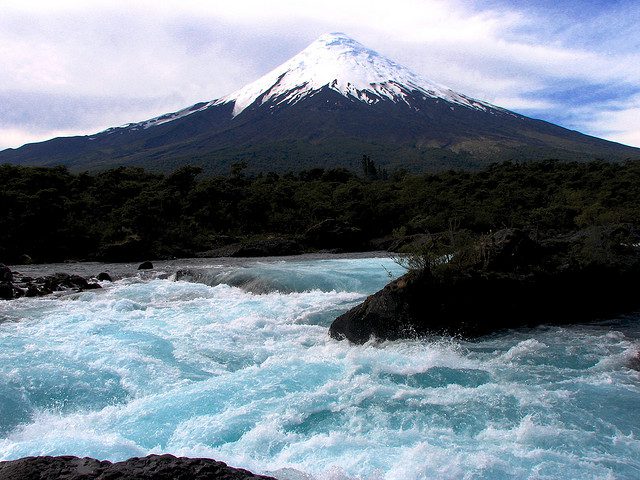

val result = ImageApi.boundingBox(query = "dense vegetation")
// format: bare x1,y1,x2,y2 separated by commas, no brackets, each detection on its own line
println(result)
1,159,639,264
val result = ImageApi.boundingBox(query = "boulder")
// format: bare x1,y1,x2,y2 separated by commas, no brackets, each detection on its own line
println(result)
138,261,153,270
69,274,89,289
97,272,112,282
330,226,640,343
0,264,13,282
25,284,40,297
0,454,276,480
0,281,13,300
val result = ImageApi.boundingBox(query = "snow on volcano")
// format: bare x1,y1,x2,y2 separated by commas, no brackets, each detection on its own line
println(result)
116,33,496,133
214,32,494,116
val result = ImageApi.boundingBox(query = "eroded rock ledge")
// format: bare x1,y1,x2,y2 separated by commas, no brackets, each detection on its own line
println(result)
0,454,276,480
330,225,640,343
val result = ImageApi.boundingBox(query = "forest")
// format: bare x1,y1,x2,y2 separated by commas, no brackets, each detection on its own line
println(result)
1,159,639,264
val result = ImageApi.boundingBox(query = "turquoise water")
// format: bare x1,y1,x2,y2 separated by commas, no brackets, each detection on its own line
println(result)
0,257,639,479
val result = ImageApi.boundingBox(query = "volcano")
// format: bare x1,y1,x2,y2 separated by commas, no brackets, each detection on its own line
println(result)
1,32,638,173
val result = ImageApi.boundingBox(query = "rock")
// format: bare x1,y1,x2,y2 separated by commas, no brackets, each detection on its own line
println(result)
330,226,640,343
630,350,640,371
97,272,112,282
0,264,13,282
12,285,26,298
0,454,276,480
25,284,40,297
0,281,13,300
138,261,153,270
69,274,89,289
83,282,102,290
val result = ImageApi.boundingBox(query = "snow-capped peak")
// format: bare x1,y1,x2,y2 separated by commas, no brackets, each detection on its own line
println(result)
215,32,492,116
105,33,495,134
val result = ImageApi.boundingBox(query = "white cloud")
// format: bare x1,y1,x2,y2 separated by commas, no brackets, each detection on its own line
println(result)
0,127,85,151
0,0,639,149
581,95,640,148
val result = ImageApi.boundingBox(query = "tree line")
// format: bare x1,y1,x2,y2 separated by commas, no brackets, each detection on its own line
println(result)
1,159,639,263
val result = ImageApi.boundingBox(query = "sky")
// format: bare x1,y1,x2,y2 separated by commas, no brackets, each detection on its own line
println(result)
1,0,639,150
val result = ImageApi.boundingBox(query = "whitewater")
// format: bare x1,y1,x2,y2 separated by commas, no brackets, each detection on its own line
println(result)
0,256,639,479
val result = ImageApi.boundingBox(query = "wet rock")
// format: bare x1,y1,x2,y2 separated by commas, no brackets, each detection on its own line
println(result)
12,285,26,298
330,226,640,343
0,264,12,282
629,350,640,371
25,284,40,297
0,454,276,480
0,281,13,300
0,271,106,299
138,261,153,270
69,274,89,289
97,272,112,282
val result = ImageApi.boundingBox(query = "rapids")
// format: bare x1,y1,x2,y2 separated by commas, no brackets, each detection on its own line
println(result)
0,256,639,479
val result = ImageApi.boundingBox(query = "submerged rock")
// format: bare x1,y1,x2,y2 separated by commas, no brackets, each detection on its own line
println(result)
0,454,276,480
330,225,640,343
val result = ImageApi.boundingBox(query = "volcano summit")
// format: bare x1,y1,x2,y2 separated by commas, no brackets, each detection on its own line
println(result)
1,33,638,172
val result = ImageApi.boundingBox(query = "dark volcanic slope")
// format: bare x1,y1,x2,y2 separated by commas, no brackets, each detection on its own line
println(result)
2,33,638,173
2,88,637,174
0,454,276,480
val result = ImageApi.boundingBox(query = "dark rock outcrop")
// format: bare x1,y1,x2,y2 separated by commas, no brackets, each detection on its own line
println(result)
97,272,112,282
330,225,640,343
0,264,13,282
138,261,154,270
0,281,13,300
0,271,102,301
0,454,276,480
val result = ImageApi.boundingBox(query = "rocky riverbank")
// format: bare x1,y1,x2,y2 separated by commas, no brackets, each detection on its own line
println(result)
0,454,276,480
330,225,640,343
0,264,105,300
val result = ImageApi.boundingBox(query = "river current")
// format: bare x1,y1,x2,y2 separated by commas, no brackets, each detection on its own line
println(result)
0,256,639,479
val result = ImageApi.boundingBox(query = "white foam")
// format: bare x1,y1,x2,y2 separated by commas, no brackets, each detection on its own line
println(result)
1,259,639,479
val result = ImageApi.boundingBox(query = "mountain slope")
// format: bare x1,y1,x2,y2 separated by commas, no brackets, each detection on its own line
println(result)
1,33,639,173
